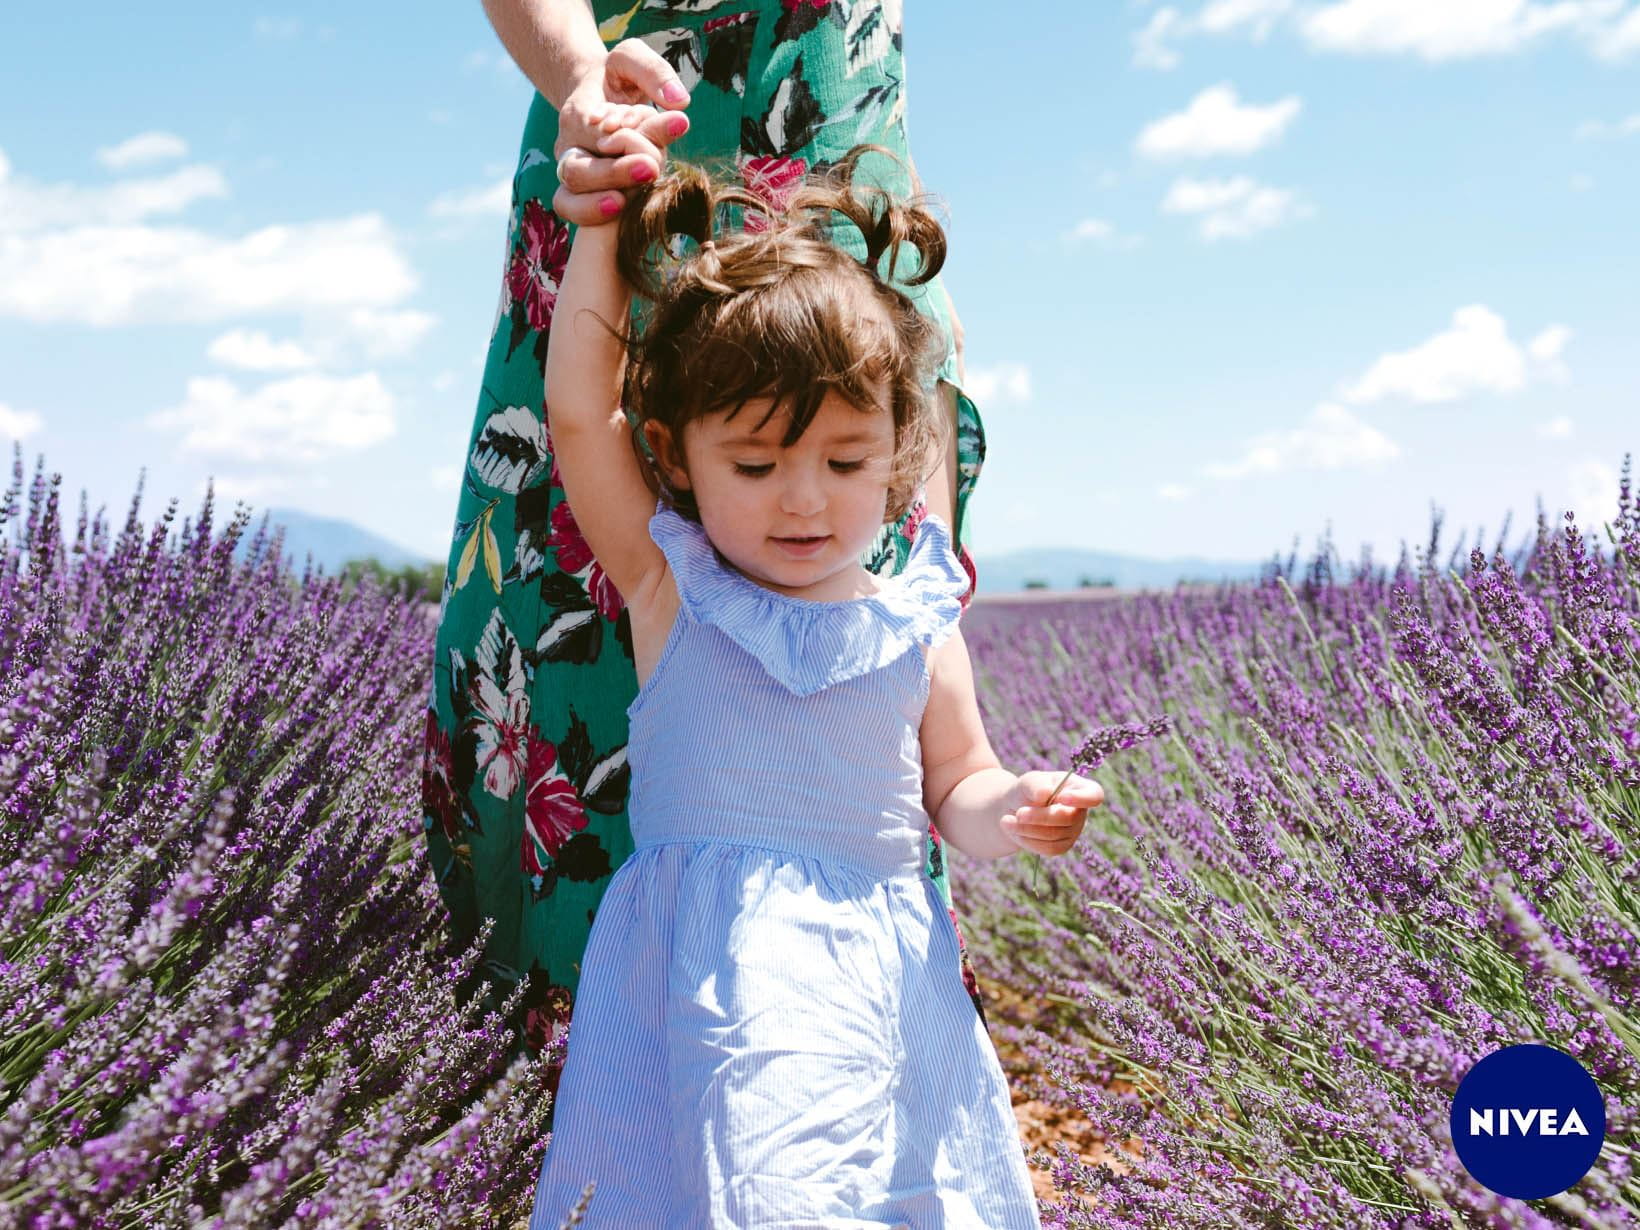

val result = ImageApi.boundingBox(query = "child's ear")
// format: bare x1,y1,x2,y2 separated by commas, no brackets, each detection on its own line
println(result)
643,421,691,491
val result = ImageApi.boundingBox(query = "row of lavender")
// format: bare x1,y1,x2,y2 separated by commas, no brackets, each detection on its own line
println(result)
0,448,568,1228
955,475,1640,1227
6,431,1635,1227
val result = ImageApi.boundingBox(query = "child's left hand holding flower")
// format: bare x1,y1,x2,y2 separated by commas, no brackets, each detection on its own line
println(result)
999,771,1104,857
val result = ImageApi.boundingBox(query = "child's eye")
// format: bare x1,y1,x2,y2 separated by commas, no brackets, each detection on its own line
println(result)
732,462,773,477
830,460,867,473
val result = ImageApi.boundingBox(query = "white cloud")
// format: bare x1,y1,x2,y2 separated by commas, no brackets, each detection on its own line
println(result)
429,177,512,219
1206,403,1400,479
146,372,396,464
0,401,45,440
1158,482,1193,500
208,329,318,372
0,146,421,328
200,473,290,504
1140,0,1638,63
1136,84,1302,159
1063,217,1143,248
96,132,189,171
1198,0,1295,38
0,214,417,326
964,362,1032,404
1133,0,1293,66
430,463,463,489
1134,7,1185,67
1341,306,1573,404
463,48,527,79
1537,415,1574,439
0,156,228,233
253,16,303,40
343,307,438,359
1528,323,1573,382
1575,112,1640,139
1567,458,1621,527
1162,175,1310,239
1594,2,1640,56
1300,0,1628,61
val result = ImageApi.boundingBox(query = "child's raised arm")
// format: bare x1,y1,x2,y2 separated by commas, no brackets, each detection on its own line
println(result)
543,134,668,608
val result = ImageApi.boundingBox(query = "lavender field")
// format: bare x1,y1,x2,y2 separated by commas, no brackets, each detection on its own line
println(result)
2,442,1636,1228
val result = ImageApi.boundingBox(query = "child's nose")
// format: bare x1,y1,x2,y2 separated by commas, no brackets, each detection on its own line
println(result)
778,465,826,515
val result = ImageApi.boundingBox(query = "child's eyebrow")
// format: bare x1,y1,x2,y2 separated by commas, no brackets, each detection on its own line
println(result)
717,430,880,448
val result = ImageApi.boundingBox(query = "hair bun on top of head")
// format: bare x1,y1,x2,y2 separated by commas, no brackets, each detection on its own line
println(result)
787,144,947,289
612,143,946,298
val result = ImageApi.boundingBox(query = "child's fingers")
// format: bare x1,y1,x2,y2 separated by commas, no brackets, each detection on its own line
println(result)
598,102,659,133
1012,802,1088,830
557,142,660,196
596,125,668,171
1001,817,1080,857
552,183,628,227
1042,774,1104,809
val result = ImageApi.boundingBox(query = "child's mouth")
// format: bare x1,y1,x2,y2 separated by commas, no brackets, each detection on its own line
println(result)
773,535,829,556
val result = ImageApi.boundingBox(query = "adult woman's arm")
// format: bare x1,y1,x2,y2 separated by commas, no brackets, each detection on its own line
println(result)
482,1,693,223
481,0,608,111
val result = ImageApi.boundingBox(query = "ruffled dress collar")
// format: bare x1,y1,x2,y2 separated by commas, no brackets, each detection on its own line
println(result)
648,503,969,697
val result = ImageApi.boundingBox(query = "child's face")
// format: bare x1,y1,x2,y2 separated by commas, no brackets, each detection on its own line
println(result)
653,387,897,600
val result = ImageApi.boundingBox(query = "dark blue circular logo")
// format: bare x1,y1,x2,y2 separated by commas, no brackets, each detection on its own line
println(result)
1451,1044,1606,1201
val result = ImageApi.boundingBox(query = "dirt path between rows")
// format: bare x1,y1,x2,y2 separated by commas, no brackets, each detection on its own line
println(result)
978,973,1142,1209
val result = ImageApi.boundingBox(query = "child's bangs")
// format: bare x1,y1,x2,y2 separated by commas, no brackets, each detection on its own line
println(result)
683,270,899,445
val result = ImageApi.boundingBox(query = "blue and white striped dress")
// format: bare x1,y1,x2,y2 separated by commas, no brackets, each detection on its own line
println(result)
528,504,1040,1230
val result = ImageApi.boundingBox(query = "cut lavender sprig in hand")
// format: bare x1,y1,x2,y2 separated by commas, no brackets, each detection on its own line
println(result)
1044,714,1173,805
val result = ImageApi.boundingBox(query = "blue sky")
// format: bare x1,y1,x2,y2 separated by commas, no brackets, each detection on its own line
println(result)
3,1,1637,565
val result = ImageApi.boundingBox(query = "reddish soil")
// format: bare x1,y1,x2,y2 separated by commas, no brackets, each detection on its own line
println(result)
978,973,1143,1209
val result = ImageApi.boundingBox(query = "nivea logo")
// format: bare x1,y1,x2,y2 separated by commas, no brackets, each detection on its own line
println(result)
1451,1044,1606,1201
1467,1107,1591,1137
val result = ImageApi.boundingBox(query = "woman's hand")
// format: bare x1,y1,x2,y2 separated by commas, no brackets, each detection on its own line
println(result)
555,111,687,224
999,771,1104,856
554,38,692,226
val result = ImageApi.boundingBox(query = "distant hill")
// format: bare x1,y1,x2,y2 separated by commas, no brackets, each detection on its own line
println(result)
971,545,1265,594
234,506,434,575
230,508,1262,593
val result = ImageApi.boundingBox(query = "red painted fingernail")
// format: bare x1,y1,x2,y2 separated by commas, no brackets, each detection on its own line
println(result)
600,195,623,216
630,162,656,183
667,114,688,137
662,83,688,106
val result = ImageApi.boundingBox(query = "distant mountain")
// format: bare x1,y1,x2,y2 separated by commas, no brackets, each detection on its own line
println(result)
971,545,1265,594
234,506,435,575
229,508,1260,593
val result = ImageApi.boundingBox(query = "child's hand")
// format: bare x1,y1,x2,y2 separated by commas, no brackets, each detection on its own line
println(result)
999,771,1104,857
555,109,687,226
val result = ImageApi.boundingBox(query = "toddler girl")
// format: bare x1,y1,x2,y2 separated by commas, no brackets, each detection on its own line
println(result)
527,135,1104,1229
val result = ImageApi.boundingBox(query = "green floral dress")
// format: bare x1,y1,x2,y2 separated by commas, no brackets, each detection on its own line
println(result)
420,0,989,1116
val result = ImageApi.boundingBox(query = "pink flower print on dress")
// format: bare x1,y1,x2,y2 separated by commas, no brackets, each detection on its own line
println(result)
550,499,626,621
740,156,808,233
470,673,530,800
522,731,588,875
420,708,464,847
956,544,977,612
507,201,570,334
541,417,564,490
900,497,927,547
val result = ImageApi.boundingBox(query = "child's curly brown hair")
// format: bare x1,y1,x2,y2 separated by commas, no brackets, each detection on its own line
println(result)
613,144,950,526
